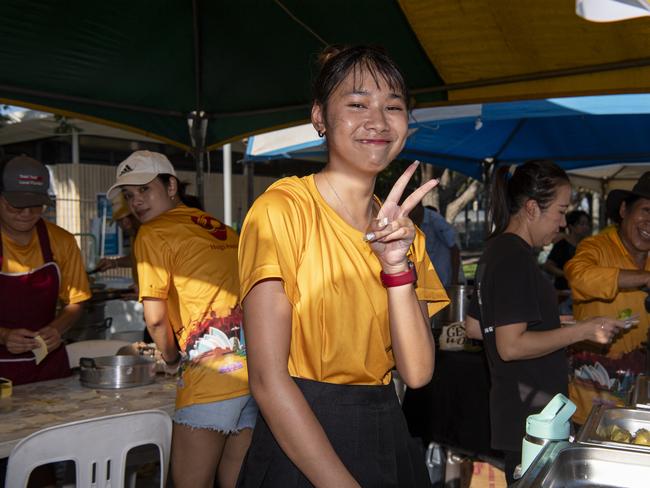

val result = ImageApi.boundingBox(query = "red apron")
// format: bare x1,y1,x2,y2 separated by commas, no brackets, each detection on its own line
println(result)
0,219,71,384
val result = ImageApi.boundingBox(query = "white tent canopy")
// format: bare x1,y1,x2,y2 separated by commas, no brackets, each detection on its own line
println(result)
567,163,650,193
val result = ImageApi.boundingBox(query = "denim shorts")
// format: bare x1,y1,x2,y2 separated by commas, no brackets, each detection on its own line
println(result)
173,394,258,434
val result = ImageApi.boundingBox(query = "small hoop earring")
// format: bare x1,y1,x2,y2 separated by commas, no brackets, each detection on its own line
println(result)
317,130,325,138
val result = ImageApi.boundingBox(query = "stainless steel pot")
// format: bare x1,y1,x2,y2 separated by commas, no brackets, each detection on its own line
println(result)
79,355,156,389
440,285,473,324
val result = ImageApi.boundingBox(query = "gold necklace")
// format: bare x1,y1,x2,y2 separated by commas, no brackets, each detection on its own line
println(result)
322,172,373,230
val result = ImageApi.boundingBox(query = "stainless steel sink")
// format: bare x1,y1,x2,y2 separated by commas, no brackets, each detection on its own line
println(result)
516,442,650,487
576,405,650,454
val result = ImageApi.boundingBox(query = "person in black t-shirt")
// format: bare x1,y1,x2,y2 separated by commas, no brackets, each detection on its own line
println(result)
542,210,591,290
465,161,623,486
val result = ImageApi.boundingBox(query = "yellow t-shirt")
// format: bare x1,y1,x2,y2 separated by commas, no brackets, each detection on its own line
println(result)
565,226,649,357
135,205,248,409
239,175,449,386
1,220,91,304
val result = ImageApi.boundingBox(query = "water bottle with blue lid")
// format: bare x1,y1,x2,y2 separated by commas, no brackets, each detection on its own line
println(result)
519,393,576,476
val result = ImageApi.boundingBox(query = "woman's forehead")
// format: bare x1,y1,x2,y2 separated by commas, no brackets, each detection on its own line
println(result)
628,197,650,212
121,178,161,192
554,183,572,202
337,65,405,98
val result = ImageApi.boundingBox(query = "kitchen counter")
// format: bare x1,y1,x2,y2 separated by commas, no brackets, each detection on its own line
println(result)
0,372,177,458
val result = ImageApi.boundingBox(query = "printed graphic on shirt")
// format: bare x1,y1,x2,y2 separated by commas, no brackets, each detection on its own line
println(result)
181,306,246,375
191,214,228,240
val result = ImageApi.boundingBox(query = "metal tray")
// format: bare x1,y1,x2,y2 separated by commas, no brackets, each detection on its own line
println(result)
517,443,650,488
576,405,650,453
631,374,650,410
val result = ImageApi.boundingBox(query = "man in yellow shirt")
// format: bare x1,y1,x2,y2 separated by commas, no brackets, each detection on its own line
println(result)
565,172,650,423
0,156,91,384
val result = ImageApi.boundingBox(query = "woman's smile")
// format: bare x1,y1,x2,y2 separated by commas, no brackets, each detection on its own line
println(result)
356,137,392,145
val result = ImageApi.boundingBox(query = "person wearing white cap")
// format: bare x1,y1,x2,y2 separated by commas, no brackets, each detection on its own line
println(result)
0,155,91,385
108,150,255,488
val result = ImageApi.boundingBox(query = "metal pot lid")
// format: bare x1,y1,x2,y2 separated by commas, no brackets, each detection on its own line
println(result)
80,355,155,369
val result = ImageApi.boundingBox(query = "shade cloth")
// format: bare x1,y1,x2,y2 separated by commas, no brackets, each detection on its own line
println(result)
2,1,650,150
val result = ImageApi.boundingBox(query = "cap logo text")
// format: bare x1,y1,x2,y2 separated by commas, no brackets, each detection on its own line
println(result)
119,164,133,176
17,174,44,186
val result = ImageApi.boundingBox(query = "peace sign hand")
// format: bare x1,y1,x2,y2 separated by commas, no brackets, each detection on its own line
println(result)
365,161,439,273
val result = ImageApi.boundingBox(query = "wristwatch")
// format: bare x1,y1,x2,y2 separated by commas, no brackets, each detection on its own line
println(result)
380,260,417,288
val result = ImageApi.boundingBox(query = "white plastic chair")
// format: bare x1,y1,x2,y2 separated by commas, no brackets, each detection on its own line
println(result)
65,339,132,368
5,409,172,488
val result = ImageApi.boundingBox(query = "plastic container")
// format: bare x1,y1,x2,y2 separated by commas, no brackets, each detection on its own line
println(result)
520,393,576,476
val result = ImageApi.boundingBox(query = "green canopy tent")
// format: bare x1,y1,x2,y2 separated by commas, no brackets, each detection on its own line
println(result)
2,0,650,211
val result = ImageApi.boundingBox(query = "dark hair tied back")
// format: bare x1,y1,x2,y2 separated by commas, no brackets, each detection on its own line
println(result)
489,160,570,238
312,45,410,113
158,174,203,210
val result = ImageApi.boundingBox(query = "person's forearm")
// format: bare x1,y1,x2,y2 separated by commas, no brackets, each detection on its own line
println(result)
48,303,83,335
251,372,360,488
387,284,434,388
565,259,620,301
97,255,132,271
542,260,564,278
0,327,8,345
618,269,650,289
115,255,133,268
147,323,178,363
143,305,178,362
465,315,482,340
497,325,586,361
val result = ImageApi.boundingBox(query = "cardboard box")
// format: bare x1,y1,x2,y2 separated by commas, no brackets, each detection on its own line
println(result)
470,462,507,488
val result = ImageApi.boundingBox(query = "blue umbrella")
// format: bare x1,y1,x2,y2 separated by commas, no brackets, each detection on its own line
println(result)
246,94,650,180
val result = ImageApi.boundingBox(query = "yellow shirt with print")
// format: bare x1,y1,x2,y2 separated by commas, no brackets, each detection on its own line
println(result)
1,220,91,304
565,226,649,423
239,175,449,386
135,205,248,409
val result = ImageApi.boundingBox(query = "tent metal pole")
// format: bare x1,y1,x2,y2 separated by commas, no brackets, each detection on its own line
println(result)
483,160,494,238
71,128,79,164
196,149,205,207
244,160,255,211
223,143,232,226
188,111,208,207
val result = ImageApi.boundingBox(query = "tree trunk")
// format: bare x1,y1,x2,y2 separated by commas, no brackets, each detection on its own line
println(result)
420,164,438,208
419,165,480,223
445,180,480,223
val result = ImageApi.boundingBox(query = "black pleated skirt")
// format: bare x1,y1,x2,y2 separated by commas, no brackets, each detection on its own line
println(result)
237,377,430,488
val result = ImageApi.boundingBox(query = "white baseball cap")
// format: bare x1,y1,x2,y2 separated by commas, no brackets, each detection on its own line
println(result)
107,151,176,199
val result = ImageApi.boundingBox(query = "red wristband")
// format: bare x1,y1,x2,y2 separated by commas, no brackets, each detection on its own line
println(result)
380,261,417,288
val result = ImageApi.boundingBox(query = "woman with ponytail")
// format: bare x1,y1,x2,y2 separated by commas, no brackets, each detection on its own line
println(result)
465,160,623,485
